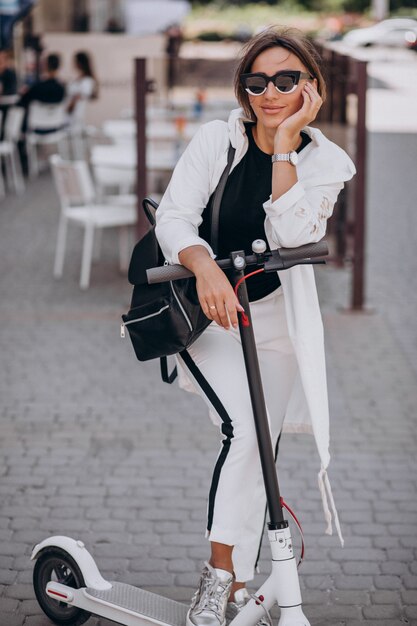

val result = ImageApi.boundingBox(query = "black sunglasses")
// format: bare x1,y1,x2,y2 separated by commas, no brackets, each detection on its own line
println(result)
240,70,314,96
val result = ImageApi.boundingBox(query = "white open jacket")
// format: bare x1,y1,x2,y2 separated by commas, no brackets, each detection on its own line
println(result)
156,108,356,544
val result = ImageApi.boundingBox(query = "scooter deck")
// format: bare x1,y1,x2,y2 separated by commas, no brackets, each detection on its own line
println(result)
86,582,188,626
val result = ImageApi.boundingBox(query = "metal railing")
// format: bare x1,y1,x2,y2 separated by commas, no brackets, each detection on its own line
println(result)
315,44,368,310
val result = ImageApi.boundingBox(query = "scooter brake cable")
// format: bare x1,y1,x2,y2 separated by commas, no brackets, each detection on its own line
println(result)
280,497,305,568
234,269,265,326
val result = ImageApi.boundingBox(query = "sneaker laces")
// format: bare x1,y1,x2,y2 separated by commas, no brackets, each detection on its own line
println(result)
191,562,231,615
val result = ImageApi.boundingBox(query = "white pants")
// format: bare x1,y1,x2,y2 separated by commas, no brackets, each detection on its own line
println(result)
178,286,298,582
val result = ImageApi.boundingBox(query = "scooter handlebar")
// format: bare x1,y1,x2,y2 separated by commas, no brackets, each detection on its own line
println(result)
147,264,195,283
277,240,328,261
147,241,328,284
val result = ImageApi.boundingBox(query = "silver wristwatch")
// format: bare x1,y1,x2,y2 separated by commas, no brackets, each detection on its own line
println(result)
271,151,298,166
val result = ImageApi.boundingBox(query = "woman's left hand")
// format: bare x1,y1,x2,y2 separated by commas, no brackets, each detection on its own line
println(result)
275,82,322,146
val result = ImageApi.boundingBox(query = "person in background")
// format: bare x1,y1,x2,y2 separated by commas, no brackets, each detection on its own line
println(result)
0,49,18,138
193,87,207,119
106,17,124,33
0,49,17,96
19,52,65,108
16,52,66,173
18,52,66,132
66,51,98,128
165,24,183,91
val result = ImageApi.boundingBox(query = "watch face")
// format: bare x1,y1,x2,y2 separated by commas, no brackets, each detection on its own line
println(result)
289,151,298,166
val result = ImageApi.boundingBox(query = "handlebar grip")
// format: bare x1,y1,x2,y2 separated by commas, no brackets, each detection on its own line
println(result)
147,258,233,284
278,241,328,261
146,242,328,284
147,264,194,284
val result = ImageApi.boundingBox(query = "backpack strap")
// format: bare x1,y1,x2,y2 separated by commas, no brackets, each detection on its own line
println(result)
160,356,177,384
210,143,236,255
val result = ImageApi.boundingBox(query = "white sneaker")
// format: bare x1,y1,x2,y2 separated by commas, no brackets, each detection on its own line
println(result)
187,562,233,626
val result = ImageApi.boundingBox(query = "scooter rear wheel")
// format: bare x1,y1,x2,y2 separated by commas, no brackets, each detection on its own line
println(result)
33,547,91,625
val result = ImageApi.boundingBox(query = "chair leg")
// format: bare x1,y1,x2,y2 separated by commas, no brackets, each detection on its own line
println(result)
10,148,25,194
93,227,102,261
71,131,85,161
27,140,38,179
118,225,130,272
80,223,95,289
0,158,6,199
54,214,68,278
58,136,70,161
4,152,13,191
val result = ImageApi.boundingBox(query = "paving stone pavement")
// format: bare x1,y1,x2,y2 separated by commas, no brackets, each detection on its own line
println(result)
1,125,416,626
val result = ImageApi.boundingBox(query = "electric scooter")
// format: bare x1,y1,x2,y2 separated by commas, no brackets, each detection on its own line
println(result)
31,239,328,626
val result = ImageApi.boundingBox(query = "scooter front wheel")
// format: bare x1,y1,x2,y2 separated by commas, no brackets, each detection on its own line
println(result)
33,547,91,625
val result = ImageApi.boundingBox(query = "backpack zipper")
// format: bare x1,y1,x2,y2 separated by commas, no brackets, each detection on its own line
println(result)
120,304,170,337
170,281,193,332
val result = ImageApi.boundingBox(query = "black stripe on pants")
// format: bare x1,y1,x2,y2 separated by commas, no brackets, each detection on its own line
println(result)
180,349,234,533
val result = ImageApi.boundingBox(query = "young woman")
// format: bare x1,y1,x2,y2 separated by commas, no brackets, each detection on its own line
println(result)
66,51,98,126
156,27,355,626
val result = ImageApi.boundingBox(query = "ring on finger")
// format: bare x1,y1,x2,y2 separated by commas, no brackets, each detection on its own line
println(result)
209,305,216,310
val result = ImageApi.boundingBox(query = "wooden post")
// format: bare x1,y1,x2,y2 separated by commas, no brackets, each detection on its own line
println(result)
352,60,367,310
338,54,348,125
135,58,149,239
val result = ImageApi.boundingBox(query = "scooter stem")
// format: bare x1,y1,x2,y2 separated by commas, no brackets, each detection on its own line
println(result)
231,251,285,528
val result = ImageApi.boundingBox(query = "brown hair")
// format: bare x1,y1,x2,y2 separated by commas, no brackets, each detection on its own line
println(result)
74,51,99,99
234,27,326,121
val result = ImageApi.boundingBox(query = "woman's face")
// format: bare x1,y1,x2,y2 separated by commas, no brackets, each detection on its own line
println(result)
248,46,311,130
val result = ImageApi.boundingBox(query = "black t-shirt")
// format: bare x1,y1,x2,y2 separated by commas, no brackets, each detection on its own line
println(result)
0,68,17,95
19,78,66,108
200,124,312,301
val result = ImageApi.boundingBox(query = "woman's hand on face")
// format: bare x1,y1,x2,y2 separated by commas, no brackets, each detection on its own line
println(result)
195,260,244,330
275,81,322,147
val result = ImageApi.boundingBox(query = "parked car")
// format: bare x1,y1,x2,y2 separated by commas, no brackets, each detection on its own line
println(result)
343,18,417,47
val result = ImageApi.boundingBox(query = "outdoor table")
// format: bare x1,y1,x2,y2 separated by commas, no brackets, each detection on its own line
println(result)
90,143,179,172
102,119,135,143
102,118,199,144
148,119,199,142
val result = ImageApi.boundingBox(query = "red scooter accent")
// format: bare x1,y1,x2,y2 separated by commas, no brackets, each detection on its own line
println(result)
234,269,265,327
280,497,305,567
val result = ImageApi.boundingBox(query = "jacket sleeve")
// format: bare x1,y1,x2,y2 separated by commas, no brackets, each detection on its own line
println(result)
263,180,344,248
155,122,227,264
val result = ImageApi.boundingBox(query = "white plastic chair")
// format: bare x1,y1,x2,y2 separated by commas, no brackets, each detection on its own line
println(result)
50,155,137,289
26,102,68,178
0,106,25,194
102,119,135,145
90,143,136,197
